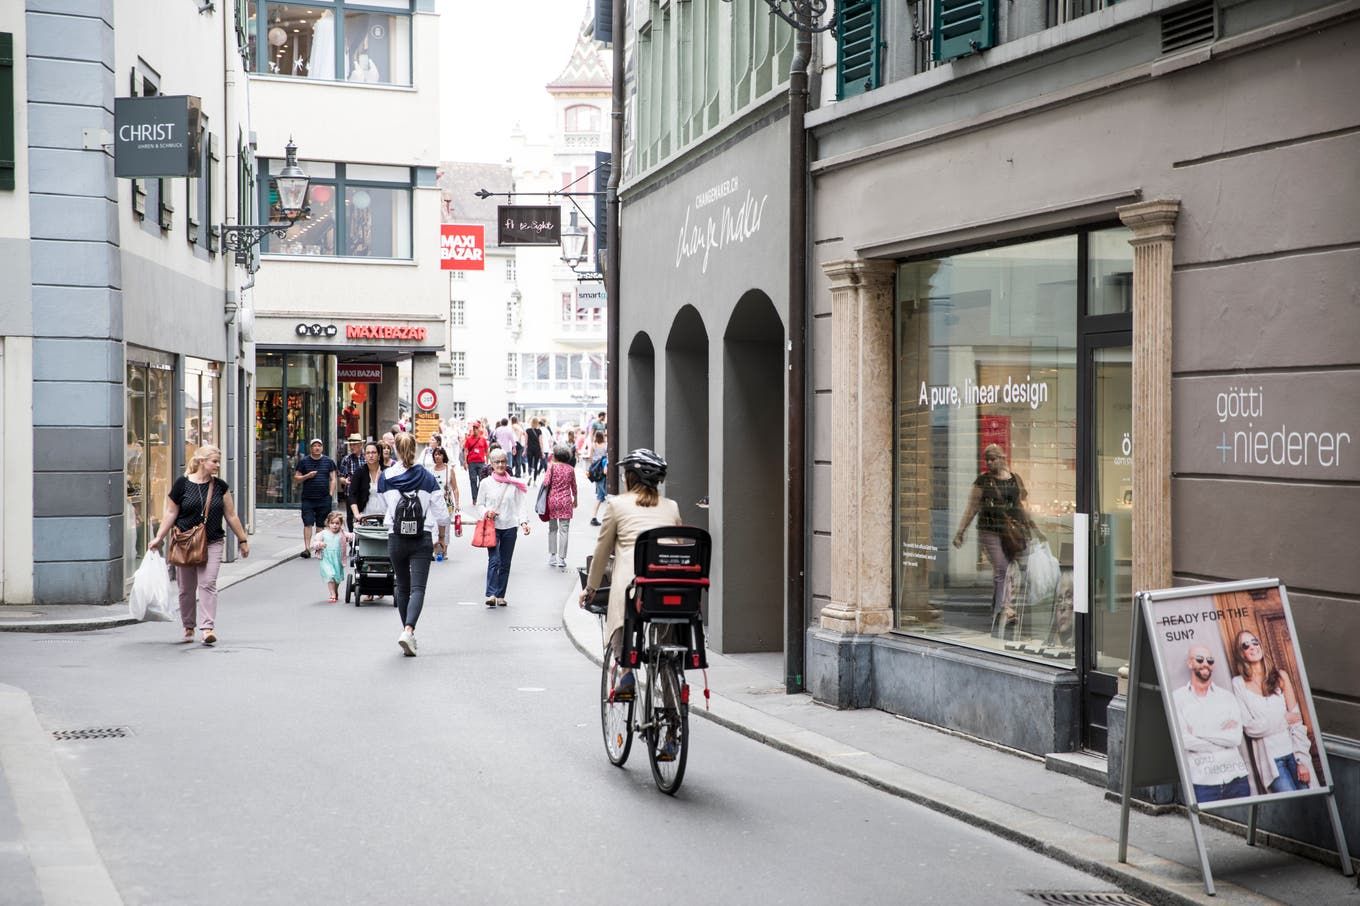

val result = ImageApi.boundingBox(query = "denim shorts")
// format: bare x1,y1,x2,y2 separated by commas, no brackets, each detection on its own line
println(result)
300,500,332,527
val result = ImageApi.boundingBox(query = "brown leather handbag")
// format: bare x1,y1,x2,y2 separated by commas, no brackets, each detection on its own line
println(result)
167,481,214,567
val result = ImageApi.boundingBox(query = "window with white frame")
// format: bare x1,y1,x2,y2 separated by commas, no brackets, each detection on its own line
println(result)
506,353,519,380
450,351,466,378
505,257,517,282
259,160,412,258
245,1,412,86
451,401,466,420
450,299,465,328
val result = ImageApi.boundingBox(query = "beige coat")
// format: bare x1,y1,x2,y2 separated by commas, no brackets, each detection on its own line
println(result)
585,491,683,642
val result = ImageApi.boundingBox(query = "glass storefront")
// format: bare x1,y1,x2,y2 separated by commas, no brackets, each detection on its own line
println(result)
125,355,175,578
893,230,1133,668
183,358,222,464
255,352,335,506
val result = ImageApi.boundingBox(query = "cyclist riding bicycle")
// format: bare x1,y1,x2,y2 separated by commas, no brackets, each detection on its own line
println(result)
580,448,682,704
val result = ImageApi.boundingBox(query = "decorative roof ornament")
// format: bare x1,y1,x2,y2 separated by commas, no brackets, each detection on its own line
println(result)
549,3,611,90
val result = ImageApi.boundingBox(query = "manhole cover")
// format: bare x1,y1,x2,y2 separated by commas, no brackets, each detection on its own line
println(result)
509,626,563,632
52,727,131,741
1025,894,1150,906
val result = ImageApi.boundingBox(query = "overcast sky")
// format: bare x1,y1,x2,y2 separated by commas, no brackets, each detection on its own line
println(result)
438,0,596,164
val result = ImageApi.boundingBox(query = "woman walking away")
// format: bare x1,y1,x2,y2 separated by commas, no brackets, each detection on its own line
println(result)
588,430,608,525
544,444,579,569
377,433,449,656
475,448,531,606
525,417,544,483
581,449,681,700
148,445,250,645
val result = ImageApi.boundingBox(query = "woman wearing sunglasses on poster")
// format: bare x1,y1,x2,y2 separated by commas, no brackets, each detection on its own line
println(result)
1230,629,1313,793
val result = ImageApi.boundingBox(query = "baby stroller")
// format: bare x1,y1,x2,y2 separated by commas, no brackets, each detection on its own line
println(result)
345,515,394,605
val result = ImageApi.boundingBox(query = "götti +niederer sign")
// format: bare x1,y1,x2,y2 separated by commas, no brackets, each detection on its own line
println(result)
114,95,202,179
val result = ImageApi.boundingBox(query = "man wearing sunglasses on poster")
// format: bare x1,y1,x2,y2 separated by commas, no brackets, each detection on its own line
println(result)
1172,645,1252,803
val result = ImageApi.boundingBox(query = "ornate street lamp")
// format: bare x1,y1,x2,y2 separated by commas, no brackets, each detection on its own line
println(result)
559,211,590,272
220,138,311,268
720,0,838,32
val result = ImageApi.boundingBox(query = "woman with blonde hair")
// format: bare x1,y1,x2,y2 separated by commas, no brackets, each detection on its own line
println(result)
1230,628,1313,792
377,432,449,656
952,443,1034,636
148,445,250,645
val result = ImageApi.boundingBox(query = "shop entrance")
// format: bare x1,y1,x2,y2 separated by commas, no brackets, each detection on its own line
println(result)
1078,333,1133,751
255,352,333,507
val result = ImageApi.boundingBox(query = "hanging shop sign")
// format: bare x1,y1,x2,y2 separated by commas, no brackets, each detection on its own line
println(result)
415,387,438,412
497,205,560,246
440,224,486,270
576,285,607,310
337,363,383,382
296,323,339,338
114,95,202,178
345,324,428,341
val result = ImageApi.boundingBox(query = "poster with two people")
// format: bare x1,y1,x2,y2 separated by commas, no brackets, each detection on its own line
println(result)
1147,582,1331,807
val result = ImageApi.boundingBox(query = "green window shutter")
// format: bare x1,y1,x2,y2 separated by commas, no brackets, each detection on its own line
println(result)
836,0,881,100
933,0,997,62
1,33,15,191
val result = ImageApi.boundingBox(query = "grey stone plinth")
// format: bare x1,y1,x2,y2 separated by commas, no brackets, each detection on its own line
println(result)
807,628,873,709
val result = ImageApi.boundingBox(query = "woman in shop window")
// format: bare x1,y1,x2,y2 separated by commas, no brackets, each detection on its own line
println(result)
952,444,1036,636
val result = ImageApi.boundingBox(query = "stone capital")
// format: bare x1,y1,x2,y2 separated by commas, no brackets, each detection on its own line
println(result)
1117,199,1181,245
822,258,897,294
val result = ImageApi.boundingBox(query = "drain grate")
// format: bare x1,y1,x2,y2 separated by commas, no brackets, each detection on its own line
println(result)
1025,894,1150,906
32,638,87,642
509,625,563,632
52,727,132,741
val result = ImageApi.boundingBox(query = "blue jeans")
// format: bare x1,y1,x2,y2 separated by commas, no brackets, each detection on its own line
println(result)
1193,774,1251,803
468,465,483,503
1268,754,1304,793
388,533,433,629
485,527,519,598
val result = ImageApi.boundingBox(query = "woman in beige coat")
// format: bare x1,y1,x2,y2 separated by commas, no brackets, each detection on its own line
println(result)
581,449,681,694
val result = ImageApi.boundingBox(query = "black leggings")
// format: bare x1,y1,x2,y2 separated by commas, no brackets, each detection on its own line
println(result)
387,533,433,629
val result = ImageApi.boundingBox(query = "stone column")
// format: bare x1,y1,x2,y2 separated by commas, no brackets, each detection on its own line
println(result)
819,258,897,634
1117,199,1180,596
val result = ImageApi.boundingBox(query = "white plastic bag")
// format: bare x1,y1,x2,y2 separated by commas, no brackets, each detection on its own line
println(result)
1024,539,1061,605
129,551,173,622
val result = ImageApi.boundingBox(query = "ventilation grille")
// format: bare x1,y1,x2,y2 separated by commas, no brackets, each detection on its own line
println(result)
1161,0,1215,53
1025,893,1151,906
52,727,131,741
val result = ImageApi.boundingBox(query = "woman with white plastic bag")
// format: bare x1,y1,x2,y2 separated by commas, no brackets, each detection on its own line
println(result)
129,551,173,622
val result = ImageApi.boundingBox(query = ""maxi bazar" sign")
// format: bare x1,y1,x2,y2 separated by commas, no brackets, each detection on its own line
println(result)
346,324,428,341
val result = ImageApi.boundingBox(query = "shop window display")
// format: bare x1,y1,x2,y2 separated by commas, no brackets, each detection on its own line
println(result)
255,352,334,506
125,360,174,580
262,160,410,259
247,1,411,85
894,236,1079,665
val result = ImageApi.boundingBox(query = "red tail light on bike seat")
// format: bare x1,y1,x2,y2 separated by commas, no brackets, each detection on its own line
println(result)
628,651,638,666
662,594,682,606
681,684,690,705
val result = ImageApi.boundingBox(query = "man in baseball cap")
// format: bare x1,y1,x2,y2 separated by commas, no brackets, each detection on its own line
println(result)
294,438,338,557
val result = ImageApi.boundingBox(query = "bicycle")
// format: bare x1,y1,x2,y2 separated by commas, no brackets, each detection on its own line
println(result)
585,526,711,795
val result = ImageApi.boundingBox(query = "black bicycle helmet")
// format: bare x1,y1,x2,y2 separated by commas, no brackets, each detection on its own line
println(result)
618,448,667,486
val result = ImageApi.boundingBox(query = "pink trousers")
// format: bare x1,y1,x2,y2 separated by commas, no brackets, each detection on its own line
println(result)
177,539,225,631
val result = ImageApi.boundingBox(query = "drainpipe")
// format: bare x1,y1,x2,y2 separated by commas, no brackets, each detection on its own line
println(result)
223,6,242,560
605,0,624,495
786,16,811,693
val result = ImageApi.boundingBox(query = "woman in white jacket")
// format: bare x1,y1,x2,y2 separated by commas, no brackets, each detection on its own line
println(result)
474,448,530,607
377,433,449,656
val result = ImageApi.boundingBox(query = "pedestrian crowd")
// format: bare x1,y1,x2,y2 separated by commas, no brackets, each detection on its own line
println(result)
145,411,610,658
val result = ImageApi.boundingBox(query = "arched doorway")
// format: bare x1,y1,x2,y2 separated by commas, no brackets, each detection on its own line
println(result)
626,332,655,451
723,292,785,652
664,306,709,529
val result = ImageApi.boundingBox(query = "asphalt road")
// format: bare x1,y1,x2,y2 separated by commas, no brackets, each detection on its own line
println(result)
1,525,1114,906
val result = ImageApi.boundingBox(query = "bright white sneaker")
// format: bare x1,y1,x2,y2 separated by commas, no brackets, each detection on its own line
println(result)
548,555,558,567
398,629,416,657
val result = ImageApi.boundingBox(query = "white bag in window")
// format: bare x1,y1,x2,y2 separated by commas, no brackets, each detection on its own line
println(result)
129,551,173,622
1024,539,1061,605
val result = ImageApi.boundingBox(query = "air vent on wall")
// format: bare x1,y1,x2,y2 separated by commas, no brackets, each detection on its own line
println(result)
1161,0,1216,54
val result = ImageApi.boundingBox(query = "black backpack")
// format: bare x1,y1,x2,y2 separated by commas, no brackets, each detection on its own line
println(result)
394,491,424,538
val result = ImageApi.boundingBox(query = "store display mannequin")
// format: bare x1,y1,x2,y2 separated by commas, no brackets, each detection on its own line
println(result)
308,10,334,79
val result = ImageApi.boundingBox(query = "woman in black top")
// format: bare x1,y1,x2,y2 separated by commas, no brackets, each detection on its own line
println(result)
525,418,544,483
952,444,1033,635
149,445,250,645
347,442,387,521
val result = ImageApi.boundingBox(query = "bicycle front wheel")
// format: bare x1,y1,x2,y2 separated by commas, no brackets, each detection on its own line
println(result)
646,658,689,794
600,655,634,766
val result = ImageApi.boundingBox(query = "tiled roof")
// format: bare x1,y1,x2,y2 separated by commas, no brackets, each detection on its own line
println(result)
548,4,609,90
436,162,515,233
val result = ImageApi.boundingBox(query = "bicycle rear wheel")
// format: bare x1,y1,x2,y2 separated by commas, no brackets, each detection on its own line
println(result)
600,656,634,766
646,658,689,795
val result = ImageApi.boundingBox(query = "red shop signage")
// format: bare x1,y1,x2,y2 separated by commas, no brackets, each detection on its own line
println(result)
440,224,485,271
345,324,428,341
337,362,383,382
